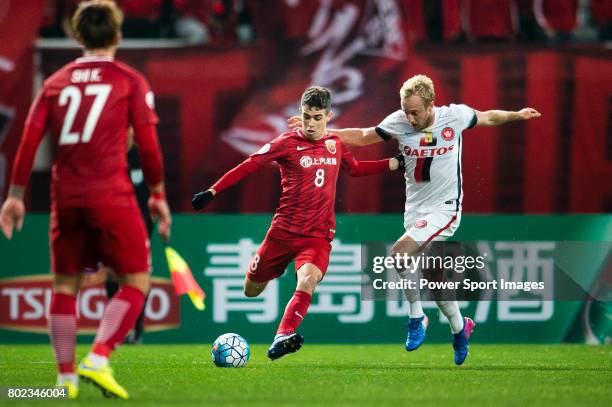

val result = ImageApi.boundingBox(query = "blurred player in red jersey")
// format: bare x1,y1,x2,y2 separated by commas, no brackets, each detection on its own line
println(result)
0,0,171,399
192,86,403,360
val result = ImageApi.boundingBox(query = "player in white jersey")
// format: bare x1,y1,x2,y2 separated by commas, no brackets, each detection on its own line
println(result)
289,74,540,364
377,103,474,237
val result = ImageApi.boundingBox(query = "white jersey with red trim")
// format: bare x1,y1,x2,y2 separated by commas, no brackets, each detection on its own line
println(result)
377,104,476,221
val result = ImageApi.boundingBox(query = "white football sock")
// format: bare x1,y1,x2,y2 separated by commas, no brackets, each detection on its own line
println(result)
398,270,424,318
57,373,78,386
86,352,108,369
436,300,463,333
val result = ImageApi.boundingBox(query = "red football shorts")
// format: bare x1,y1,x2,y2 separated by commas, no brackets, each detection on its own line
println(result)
50,204,150,276
246,228,332,283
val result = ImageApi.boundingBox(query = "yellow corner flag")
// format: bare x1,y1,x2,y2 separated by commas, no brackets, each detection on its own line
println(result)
164,246,206,310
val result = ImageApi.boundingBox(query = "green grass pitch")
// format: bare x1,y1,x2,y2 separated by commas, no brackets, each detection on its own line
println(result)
1,344,610,406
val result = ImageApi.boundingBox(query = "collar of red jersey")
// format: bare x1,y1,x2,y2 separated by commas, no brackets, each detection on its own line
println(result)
75,56,114,63
295,128,332,141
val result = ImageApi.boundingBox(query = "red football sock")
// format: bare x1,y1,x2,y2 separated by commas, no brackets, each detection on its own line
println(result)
276,290,312,335
91,285,145,358
48,293,77,374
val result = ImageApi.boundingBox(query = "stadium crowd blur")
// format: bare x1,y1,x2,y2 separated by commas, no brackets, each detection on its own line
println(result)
39,0,612,45
39,0,257,44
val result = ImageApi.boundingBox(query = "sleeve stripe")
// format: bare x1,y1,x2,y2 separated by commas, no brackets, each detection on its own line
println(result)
467,111,477,129
375,126,393,141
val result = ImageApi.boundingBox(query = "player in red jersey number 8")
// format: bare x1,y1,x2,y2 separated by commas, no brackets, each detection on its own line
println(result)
193,86,404,360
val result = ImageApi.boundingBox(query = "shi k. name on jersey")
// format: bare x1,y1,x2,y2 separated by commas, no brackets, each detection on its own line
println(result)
71,68,102,83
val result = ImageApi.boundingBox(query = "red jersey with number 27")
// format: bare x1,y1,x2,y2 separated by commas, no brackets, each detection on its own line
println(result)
212,129,389,240
14,56,160,208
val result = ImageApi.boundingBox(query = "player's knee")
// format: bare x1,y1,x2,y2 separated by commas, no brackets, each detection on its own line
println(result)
243,286,261,297
391,241,407,257
53,274,80,295
423,266,444,279
243,279,266,297
391,238,419,258
118,272,150,294
297,270,321,292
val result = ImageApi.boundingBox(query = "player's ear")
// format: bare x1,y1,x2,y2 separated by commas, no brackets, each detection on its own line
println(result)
326,110,334,121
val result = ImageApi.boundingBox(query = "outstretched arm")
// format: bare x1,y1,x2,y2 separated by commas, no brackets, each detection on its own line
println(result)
331,127,386,147
191,158,261,210
341,146,405,177
191,137,288,211
211,158,263,194
475,107,541,127
287,116,385,147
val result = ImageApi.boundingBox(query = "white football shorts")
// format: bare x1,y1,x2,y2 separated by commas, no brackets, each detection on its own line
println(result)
403,210,461,244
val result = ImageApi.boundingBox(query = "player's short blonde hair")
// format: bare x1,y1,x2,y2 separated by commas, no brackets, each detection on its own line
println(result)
400,75,435,107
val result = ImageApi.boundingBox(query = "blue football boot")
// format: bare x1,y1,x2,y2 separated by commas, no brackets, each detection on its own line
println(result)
452,317,475,365
267,332,304,360
405,315,429,351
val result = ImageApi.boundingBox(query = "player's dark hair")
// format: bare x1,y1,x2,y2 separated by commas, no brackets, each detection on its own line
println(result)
72,0,123,50
301,86,332,112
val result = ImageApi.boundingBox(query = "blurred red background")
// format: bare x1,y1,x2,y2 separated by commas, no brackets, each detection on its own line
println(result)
1,0,610,214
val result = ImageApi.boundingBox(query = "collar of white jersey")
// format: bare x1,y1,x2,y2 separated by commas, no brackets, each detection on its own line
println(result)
75,56,114,63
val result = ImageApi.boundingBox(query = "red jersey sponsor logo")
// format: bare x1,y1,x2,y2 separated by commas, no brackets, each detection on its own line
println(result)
300,156,338,168
442,127,455,141
325,139,337,154
403,144,454,157
0,275,180,334
300,156,314,168
415,220,427,229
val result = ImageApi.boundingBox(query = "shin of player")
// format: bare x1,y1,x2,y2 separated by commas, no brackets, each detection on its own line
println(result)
392,235,463,341
87,274,148,361
276,264,321,336
48,275,79,388
390,237,429,351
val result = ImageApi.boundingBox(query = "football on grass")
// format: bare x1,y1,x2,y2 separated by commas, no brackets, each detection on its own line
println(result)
211,333,250,367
